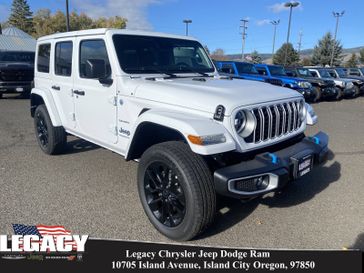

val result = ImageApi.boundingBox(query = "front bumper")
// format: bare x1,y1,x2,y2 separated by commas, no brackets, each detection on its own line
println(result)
321,86,338,98
214,132,329,199
0,81,32,93
294,87,315,100
343,86,356,97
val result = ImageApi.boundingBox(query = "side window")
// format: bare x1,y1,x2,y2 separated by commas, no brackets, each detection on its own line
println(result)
79,40,111,79
256,67,267,75
310,71,318,78
55,41,73,76
37,44,51,73
221,64,235,74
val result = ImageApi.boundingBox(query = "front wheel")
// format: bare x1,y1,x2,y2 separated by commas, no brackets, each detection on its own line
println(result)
34,104,67,155
138,141,216,241
311,87,321,103
334,87,343,100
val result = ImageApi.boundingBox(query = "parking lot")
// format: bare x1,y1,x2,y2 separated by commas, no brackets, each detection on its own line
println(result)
0,94,363,250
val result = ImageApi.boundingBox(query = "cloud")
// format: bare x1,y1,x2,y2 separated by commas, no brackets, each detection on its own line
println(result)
256,19,271,26
72,0,162,30
269,2,302,13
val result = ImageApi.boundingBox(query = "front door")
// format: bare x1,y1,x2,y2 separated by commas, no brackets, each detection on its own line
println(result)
73,37,117,145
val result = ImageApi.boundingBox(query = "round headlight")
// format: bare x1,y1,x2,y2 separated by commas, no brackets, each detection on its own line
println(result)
298,101,307,122
234,110,246,134
234,110,256,137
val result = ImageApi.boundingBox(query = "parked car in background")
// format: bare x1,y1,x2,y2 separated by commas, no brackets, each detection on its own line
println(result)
308,68,357,98
285,67,340,101
345,67,364,77
255,64,315,102
327,68,364,96
214,61,283,86
0,50,35,99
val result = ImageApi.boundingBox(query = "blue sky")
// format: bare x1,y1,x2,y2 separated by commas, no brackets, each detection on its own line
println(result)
1,0,362,54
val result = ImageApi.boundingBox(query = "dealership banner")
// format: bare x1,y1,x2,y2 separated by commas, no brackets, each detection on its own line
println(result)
0,238,362,272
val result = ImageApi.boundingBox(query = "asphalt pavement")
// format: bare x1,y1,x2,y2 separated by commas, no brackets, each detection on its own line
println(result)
0,94,363,250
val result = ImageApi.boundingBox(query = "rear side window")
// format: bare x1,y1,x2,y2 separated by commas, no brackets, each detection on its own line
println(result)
37,44,51,73
79,40,111,79
55,41,73,76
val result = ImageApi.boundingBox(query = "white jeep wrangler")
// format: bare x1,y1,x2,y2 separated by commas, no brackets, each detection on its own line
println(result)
31,28,329,241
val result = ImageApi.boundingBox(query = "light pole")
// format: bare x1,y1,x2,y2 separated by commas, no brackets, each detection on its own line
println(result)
240,19,249,60
66,0,70,32
270,19,280,60
284,1,300,65
183,19,192,36
330,11,345,67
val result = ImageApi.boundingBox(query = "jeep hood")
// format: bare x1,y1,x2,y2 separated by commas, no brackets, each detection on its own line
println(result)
132,77,301,115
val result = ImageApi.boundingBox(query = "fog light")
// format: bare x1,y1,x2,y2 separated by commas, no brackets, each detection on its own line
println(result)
234,175,270,192
255,175,270,190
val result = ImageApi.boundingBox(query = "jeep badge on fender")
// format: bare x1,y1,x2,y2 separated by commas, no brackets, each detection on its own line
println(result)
30,28,329,241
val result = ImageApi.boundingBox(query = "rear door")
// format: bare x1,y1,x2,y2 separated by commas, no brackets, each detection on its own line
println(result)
73,37,117,145
51,39,76,129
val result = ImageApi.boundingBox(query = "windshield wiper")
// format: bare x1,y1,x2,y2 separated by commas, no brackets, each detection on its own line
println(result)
177,67,211,77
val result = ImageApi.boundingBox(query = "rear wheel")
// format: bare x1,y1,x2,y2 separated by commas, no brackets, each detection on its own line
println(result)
0,93,3,99
34,104,67,155
138,141,216,241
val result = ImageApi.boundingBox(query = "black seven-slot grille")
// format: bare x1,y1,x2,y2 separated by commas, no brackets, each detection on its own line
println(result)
0,70,33,82
244,100,304,143
265,78,283,86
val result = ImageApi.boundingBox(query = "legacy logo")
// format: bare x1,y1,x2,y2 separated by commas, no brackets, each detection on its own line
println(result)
0,235,88,252
0,224,89,253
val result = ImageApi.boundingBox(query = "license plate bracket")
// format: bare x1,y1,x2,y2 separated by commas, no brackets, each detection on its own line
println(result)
292,153,313,179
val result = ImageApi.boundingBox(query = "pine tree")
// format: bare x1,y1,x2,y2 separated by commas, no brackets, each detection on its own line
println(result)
273,43,299,65
7,0,33,34
311,32,343,66
345,53,358,68
359,48,364,65
249,50,262,64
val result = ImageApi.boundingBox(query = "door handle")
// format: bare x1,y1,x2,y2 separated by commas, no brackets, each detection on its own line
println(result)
51,85,60,91
73,90,85,96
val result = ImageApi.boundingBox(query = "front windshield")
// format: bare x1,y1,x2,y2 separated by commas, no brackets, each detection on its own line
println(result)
319,69,333,78
326,69,338,78
235,62,258,74
297,68,311,77
112,34,214,74
268,65,286,76
0,51,35,63
335,68,346,77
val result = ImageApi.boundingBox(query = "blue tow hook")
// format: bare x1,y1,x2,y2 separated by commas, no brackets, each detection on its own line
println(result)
268,153,278,164
312,136,320,145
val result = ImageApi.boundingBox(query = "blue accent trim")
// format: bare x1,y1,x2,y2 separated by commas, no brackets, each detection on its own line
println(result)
268,153,278,164
313,136,320,144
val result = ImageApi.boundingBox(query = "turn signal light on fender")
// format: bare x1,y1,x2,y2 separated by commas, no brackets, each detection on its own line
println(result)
187,134,226,146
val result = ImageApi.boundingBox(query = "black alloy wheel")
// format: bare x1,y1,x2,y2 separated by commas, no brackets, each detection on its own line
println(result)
144,161,186,227
36,111,49,149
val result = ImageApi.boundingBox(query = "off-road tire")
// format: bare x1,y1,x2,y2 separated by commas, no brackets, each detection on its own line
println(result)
138,141,216,241
34,104,67,155
311,87,321,103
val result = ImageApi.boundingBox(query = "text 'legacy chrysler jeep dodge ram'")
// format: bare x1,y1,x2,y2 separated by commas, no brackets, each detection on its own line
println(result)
31,29,329,241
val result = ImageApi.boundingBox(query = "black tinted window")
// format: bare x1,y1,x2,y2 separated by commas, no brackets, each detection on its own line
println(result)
37,44,51,73
235,63,258,74
112,35,214,74
79,40,111,78
55,41,73,76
